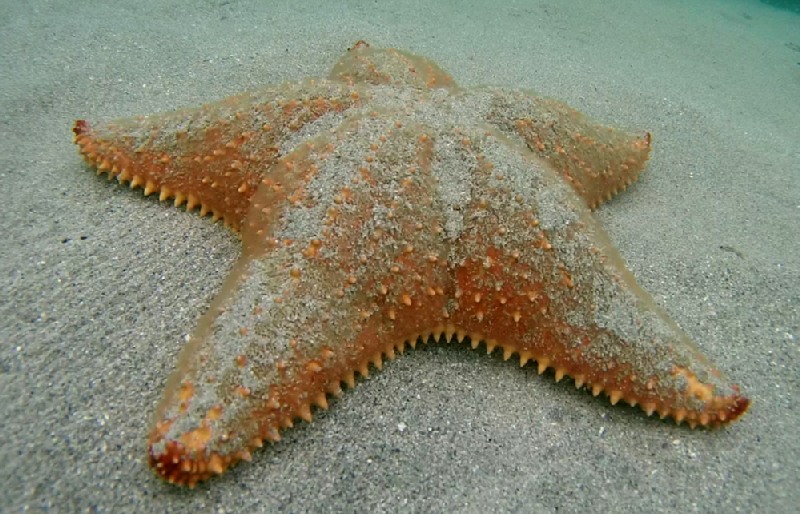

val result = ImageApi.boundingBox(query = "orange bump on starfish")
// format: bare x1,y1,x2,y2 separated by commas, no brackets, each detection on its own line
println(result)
72,40,749,487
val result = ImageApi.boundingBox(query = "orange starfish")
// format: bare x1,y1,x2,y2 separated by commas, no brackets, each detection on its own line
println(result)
72,40,749,487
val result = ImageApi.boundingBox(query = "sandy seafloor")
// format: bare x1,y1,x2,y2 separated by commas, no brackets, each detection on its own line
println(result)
1,0,798,512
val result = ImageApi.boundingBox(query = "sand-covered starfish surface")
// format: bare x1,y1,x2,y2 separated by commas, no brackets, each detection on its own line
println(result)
72,40,749,486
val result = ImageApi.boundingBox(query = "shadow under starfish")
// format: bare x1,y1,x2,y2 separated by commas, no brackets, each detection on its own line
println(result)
72,40,749,487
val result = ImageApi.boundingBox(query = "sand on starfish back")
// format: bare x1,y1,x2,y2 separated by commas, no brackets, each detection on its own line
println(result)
72,40,749,487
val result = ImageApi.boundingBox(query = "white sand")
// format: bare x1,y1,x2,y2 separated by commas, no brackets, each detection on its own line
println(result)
1,0,797,511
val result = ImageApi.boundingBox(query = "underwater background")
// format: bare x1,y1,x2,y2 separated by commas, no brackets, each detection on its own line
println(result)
1,0,797,512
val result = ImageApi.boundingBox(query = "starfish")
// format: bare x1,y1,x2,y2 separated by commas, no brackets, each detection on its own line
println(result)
72,40,749,487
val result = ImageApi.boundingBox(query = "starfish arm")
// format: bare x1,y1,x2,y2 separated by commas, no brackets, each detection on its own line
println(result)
445,126,748,427
147,114,455,485
484,89,652,209
329,39,458,90
73,81,364,231
327,41,653,208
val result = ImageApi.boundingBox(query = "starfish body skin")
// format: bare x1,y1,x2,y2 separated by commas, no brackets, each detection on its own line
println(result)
73,41,749,486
